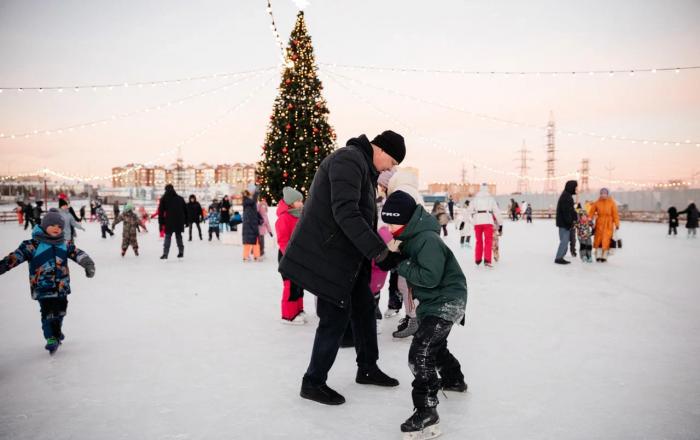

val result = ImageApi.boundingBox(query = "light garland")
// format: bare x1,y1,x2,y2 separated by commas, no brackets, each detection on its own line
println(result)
0,73,276,183
324,71,580,183
0,69,273,141
266,0,292,67
321,63,700,77
323,68,700,148
0,66,275,94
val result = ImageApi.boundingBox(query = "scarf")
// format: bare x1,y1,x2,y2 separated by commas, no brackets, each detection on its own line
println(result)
288,207,302,218
32,225,65,245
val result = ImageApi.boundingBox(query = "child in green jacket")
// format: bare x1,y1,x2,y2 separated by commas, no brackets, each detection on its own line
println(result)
379,190,468,439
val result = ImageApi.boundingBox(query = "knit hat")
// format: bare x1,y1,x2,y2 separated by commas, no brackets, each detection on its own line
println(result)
41,208,65,230
381,190,417,225
124,202,134,212
283,187,303,205
58,198,68,208
372,130,406,164
600,187,610,195
377,168,396,188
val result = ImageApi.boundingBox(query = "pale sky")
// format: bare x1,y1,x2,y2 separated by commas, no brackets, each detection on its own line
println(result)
1,0,699,193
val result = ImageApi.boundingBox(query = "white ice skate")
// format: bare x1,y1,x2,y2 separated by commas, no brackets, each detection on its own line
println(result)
281,315,306,325
402,424,441,440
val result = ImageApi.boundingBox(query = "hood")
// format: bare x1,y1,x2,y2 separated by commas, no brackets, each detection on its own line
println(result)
388,169,418,194
564,180,578,195
276,199,290,217
397,205,440,240
32,225,64,245
346,134,379,180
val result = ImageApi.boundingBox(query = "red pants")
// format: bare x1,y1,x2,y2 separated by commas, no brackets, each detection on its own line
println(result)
474,224,494,263
281,280,304,320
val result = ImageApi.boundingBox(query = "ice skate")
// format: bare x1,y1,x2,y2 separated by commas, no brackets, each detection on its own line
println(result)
281,315,306,325
384,308,400,318
45,337,59,355
393,316,418,338
401,407,441,440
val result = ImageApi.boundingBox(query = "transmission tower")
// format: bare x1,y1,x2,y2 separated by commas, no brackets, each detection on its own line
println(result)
580,158,590,193
514,140,533,193
544,111,557,193
175,146,186,194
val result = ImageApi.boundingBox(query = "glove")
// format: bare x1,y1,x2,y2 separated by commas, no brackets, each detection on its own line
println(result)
498,225,503,236
79,256,96,278
375,250,406,272
269,232,274,238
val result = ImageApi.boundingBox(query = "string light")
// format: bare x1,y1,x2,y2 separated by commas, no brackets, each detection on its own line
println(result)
266,0,290,67
0,73,276,183
0,69,273,141
323,68,700,148
320,63,700,77
0,66,275,94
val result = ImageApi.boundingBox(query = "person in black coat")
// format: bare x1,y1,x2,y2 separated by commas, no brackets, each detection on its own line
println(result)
219,195,232,232
280,130,406,405
33,201,44,224
158,184,187,259
241,190,260,260
678,202,699,237
554,180,578,264
23,202,35,230
667,206,679,236
186,194,203,241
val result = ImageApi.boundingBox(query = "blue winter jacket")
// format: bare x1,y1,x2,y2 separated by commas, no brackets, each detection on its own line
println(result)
0,226,92,300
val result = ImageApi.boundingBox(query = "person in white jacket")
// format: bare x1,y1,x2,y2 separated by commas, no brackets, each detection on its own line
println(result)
456,200,473,247
467,183,503,267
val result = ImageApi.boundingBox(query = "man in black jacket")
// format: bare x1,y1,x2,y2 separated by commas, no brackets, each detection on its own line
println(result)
186,194,203,241
280,130,406,405
158,184,188,259
555,180,578,264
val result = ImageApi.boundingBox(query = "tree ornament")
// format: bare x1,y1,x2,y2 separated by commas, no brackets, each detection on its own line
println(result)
286,123,292,131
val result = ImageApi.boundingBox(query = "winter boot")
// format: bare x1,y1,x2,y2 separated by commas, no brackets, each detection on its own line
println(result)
300,380,345,405
160,254,167,260
400,407,441,439
440,377,468,392
554,258,570,265
177,250,184,258
45,337,59,355
393,317,418,338
356,365,399,387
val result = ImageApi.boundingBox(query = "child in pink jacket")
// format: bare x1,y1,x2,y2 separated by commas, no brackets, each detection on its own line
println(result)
370,225,394,320
276,187,305,325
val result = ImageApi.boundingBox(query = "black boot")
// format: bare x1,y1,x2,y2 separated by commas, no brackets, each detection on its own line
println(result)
177,250,184,258
400,407,440,435
554,258,570,265
300,380,345,405
160,254,167,260
440,377,468,392
356,365,399,387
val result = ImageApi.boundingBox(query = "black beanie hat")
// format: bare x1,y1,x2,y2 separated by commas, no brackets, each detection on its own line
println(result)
381,190,416,225
58,198,68,208
372,130,406,164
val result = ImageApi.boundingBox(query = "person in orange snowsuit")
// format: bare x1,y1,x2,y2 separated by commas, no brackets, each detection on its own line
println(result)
587,188,620,262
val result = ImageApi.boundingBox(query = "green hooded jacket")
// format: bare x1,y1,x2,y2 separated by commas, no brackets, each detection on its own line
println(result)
396,205,467,323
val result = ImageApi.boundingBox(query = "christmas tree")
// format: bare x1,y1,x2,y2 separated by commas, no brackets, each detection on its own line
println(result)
257,11,336,205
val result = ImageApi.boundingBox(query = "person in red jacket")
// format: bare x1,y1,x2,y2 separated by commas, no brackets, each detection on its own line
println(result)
276,187,305,325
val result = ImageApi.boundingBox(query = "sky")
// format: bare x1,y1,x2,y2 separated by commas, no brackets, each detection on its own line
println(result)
0,0,699,193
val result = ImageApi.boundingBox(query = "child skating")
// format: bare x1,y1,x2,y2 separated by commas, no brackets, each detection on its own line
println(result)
576,209,594,262
275,187,306,324
380,191,468,440
0,209,96,355
207,207,220,241
112,203,142,256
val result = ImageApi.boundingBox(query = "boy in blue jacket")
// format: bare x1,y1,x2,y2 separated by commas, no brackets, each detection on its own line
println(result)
0,209,96,355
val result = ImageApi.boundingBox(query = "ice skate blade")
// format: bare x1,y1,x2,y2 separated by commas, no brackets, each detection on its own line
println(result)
402,423,441,440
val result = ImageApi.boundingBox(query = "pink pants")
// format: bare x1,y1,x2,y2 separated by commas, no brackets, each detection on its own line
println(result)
281,280,304,320
474,224,494,263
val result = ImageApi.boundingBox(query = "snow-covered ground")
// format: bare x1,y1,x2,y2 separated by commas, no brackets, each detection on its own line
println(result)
0,218,698,440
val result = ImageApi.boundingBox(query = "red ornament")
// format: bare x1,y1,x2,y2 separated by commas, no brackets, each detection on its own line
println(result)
286,123,292,131
288,103,294,110
282,147,288,154
270,114,275,120
312,127,319,134
314,146,319,154
285,79,292,85
283,171,288,178
262,144,267,151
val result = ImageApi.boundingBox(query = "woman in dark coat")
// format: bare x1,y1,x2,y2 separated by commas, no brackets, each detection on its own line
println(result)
158,184,187,259
667,206,679,236
186,194,203,241
678,202,699,238
219,195,232,232
241,190,260,261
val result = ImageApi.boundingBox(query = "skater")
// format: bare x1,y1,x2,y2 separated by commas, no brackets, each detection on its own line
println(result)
588,188,620,262
23,201,35,230
447,196,455,220
112,200,120,220
280,130,404,405
456,200,472,247
467,183,503,267
525,203,533,223
257,198,273,257
492,220,502,263
431,201,449,237
95,201,114,238
206,207,220,241
186,195,203,241
33,201,44,224
555,180,578,265
386,167,422,335
89,201,97,222
276,187,306,324
575,208,594,262
667,206,679,236
113,202,141,256
0,209,96,355
242,188,261,262
380,191,468,439
230,211,242,231
58,199,84,244
678,202,699,238
158,184,187,259
219,195,231,232
79,205,86,222
15,201,25,226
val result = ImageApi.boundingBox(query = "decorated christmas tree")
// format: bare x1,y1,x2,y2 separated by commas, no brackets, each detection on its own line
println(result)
257,11,336,205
